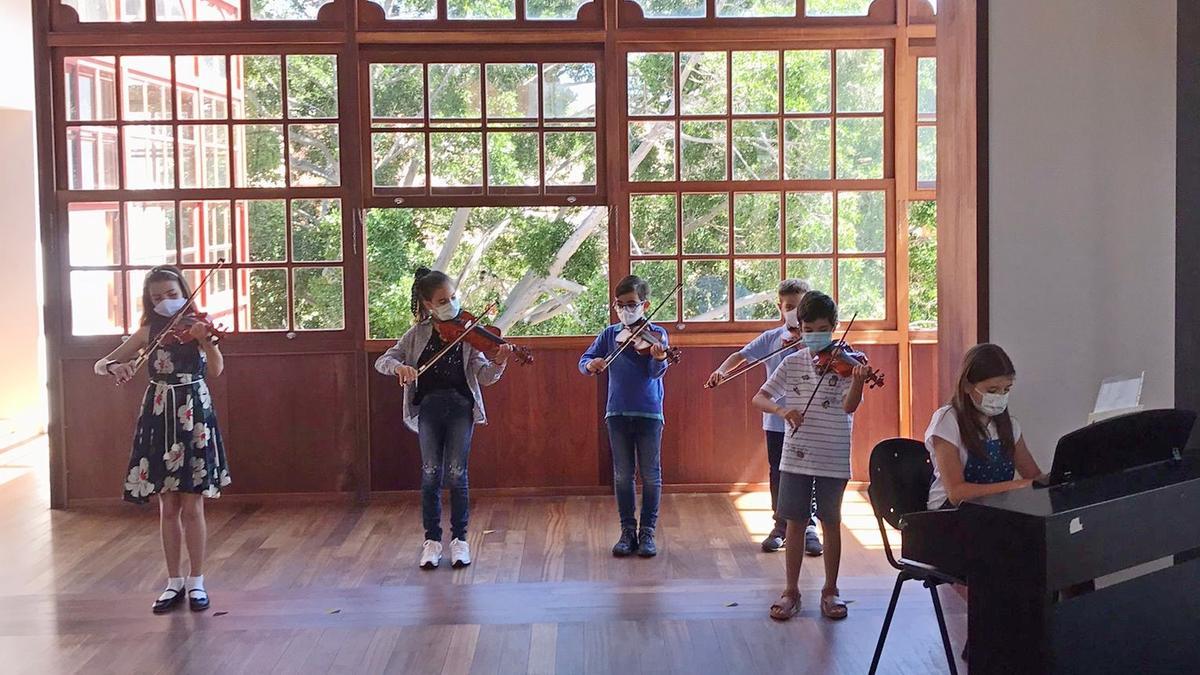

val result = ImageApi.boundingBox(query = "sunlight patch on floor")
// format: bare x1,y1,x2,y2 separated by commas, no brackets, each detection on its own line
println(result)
732,490,776,539
733,487,899,550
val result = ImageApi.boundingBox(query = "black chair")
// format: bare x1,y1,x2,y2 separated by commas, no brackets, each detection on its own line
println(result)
867,438,962,675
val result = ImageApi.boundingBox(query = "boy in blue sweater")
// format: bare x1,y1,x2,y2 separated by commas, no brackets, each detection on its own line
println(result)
580,275,670,558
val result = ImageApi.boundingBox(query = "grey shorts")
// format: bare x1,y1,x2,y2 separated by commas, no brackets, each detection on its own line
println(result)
777,472,848,525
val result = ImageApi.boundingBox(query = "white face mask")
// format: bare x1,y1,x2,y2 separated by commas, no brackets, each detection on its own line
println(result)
431,297,461,321
153,297,188,318
783,307,800,329
617,304,645,326
973,388,1010,417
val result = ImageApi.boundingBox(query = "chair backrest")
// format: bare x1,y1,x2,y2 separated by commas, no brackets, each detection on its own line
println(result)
868,438,934,530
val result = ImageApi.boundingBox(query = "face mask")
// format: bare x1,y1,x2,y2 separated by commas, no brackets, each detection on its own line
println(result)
153,297,187,318
783,308,800,329
973,388,1010,417
432,297,461,321
617,304,645,326
802,331,833,352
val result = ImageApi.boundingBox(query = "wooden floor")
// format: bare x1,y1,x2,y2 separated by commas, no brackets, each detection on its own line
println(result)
0,436,966,674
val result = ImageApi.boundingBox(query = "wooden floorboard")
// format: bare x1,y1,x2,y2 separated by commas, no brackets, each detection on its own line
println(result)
0,436,967,674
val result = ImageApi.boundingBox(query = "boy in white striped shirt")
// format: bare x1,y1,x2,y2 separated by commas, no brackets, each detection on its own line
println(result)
752,291,868,622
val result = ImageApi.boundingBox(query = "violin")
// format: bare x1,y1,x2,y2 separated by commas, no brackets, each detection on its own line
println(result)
615,319,681,364
812,340,885,389
433,309,533,366
161,311,225,346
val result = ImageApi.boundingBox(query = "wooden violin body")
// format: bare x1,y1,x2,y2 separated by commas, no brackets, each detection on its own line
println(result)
161,312,226,346
434,310,533,365
813,340,885,389
616,320,681,364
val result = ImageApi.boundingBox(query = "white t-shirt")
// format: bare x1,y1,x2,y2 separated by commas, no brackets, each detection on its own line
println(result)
760,349,854,479
923,405,1022,510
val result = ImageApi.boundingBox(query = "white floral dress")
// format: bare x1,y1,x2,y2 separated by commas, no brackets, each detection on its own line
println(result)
123,334,229,504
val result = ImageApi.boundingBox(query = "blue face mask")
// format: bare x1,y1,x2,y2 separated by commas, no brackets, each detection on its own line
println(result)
802,331,833,352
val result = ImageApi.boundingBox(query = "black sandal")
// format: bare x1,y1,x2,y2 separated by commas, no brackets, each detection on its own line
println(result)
188,588,210,612
152,588,184,614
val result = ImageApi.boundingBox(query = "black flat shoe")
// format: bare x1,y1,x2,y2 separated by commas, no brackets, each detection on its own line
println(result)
637,529,657,557
152,588,184,614
188,588,210,612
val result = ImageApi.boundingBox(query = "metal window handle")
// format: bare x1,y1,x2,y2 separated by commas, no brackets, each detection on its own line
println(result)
286,332,296,340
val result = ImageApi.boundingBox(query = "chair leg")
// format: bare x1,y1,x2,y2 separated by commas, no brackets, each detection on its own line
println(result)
869,572,908,675
927,582,959,675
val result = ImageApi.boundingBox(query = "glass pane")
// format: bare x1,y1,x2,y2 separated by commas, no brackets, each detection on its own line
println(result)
68,203,120,266
732,120,779,181
681,193,729,255
838,258,886,320
178,201,231,264
250,0,332,20
681,121,727,182
63,0,144,22
785,191,833,254
288,124,341,187
786,258,833,296
784,118,831,179
430,132,483,187
126,269,148,327
123,126,175,189
488,132,540,187
627,53,675,116
917,125,937,187
292,199,342,262
907,200,938,330
628,122,675,182
837,190,885,253
448,0,515,20
380,0,436,19
429,64,482,121
294,268,344,330
236,200,286,263
233,55,282,119
836,49,884,113
718,0,794,17
157,0,241,20
486,64,538,121
371,64,424,121
683,260,729,322
836,117,883,179
636,0,704,18
244,268,288,330
734,259,781,320
733,192,780,254
71,271,124,335
175,56,228,119
286,55,338,119
372,132,425,188
66,126,119,190
121,56,172,120
125,201,176,266
545,132,596,186
65,56,117,121
917,57,937,120
806,0,873,16
234,124,285,188
732,51,779,114
543,63,597,120
680,52,727,116
784,50,831,113
526,0,590,19
631,261,678,322
181,268,233,324
179,125,230,189
629,194,677,256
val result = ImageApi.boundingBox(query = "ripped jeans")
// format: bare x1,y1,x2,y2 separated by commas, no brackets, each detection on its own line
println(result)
417,390,475,542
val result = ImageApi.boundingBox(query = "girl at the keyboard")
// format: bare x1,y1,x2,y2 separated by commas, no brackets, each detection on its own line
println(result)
925,343,1043,509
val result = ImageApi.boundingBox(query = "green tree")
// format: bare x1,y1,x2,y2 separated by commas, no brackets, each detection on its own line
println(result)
908,200,938,329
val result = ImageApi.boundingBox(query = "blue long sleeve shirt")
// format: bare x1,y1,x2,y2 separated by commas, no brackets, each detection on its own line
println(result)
579,323,669,420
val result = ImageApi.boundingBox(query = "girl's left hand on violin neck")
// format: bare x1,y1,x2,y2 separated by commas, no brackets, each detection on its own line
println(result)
491,343,514,364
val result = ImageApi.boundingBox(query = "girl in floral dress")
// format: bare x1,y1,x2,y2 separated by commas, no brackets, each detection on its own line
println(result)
93,266,229,614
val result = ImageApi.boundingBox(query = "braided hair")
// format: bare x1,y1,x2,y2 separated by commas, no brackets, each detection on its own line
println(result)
410,267,452,321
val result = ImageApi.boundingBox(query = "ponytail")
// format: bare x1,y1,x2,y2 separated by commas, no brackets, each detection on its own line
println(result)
410,266,451,321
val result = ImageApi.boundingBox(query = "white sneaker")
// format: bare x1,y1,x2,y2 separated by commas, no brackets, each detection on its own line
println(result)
449,538,471,568
419,539,443,569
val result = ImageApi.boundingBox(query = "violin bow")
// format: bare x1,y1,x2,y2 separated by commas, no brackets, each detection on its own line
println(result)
601,281,683,369
790,312,858,437
406,302,498,384
706,332,803,389
121,259,226,384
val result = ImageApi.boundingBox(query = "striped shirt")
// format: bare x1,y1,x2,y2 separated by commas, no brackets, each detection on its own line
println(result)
760,348,854,479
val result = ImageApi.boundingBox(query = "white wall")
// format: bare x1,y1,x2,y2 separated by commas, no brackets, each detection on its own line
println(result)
989,0,1176,466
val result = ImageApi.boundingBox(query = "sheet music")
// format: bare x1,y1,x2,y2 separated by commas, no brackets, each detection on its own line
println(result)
1089,372,1144,424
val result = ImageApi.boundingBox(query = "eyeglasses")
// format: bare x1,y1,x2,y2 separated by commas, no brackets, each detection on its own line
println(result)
613,301,643,310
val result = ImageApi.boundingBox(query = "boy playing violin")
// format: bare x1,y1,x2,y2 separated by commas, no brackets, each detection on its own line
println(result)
580,275,671,558
707,278,824,555
751,291,869,622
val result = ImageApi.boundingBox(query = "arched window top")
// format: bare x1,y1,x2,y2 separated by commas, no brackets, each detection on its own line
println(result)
622,0,894,24
56,0,342,24
363,0,597,22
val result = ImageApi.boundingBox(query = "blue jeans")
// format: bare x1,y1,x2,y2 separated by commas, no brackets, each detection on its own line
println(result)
606,415,664,532
417,390,474,541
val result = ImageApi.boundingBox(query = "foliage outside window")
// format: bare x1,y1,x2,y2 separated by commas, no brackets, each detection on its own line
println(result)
908,199,937,330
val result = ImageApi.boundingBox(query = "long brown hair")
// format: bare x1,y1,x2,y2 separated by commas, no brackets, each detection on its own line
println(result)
950,343,1017,461
410,267,451,321
140,265,193,326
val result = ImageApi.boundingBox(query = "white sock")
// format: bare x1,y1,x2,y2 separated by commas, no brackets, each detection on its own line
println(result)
186,575,205,593
157,577,184,602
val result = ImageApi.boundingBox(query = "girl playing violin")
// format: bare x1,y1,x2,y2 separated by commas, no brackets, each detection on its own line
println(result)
374,267,512,570
92,265,228,614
